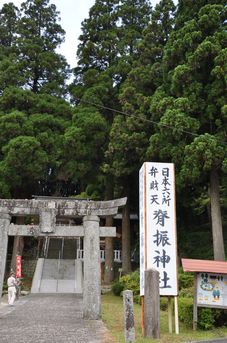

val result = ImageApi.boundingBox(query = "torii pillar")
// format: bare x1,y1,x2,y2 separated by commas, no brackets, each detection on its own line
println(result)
0,212,11,297
83,215,101,319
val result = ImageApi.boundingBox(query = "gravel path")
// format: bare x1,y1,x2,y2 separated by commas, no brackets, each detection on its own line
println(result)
0,294,116,343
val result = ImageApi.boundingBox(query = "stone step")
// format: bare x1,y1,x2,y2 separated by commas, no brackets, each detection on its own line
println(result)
42,259,75,279
31,258,83,294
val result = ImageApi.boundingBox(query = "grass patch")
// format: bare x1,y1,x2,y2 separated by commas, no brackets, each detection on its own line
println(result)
101,293,227,342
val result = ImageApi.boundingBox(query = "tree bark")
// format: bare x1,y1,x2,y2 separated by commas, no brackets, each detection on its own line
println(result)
210,167,225,260
10,217,24,272
122,199,131,273
104,176,115,283
104,216,114,284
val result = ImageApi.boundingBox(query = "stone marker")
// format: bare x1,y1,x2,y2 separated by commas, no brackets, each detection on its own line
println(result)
144,268,160,339
123,290,135,342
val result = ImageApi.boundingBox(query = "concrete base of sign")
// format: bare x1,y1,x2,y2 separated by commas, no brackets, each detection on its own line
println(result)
31,258,83,294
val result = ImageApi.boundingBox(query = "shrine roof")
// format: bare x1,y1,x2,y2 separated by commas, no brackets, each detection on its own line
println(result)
181,258,227,274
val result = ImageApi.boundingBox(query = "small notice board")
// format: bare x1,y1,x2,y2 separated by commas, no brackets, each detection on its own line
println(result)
197,272,227,308
182,258,227,330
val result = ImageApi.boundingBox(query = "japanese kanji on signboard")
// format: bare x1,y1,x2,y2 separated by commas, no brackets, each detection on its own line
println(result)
139,162,178,296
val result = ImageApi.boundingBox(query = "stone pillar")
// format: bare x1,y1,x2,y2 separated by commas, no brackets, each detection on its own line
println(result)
0,212,11,298
123,290,135,342
83,215,101,319
144,269,160,339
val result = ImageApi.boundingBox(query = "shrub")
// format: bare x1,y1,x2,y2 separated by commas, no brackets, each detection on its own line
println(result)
178,296,224,330
120,271,139,292
214,309,227,326
120,270,140,303
134,294,141,305
179,286,194,298
112,270,140,303
178,267,194,290
198,308,215,330
112,281,124,296
178,297,193,327
160,297,168,311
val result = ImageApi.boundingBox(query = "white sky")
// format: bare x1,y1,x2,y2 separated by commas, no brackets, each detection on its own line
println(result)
1,0,162,68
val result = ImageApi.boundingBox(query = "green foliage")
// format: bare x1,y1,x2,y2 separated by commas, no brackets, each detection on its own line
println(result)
62,107,108,184
72,185,102,200
179,227,214,260
179,286,194,298
105,114,149,178
111,270,140,303
147,1,227,261
184,307,227,330
0,0,226,278
1,136,49,185
0,111,27,150
77,0,119,72
178,267,194,290
17,0,69,95
120,270,140,291
178,297,193,326
178,297,217,330
111,268,227,330
0,0,70,95
160,297,168,311
77,0,152,75
105,0,176,181
213,310,227,327
112,281,124,296
180,134,226,182
198,308,215,330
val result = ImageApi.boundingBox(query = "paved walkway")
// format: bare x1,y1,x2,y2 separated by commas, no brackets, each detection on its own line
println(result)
189,340,227,343
0,294,116,343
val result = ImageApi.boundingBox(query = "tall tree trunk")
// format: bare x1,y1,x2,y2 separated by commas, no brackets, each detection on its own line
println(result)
104,177,114,284
10,217,24,272
210,167,225,261
122,198,131,273
104,216,114,284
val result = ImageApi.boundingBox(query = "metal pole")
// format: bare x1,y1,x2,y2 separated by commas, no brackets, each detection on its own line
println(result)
193,273,198,330
141,296,144,336
168,297,173,334
174,296,179,334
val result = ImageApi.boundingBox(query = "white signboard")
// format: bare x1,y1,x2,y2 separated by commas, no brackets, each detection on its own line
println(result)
197,273,227,308
139,162,178,296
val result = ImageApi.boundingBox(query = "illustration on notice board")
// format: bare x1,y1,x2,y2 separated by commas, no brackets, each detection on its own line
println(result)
197,273,227,307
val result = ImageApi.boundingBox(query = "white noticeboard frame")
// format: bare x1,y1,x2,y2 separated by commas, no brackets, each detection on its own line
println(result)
139,162,178,296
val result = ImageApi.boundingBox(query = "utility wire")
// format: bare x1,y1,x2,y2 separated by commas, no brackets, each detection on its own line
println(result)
76,97,207,139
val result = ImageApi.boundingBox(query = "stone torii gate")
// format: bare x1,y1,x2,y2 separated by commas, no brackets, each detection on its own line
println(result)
0,197,127,319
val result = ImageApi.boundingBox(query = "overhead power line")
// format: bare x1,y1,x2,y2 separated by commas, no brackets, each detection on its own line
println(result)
76,97,204,139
